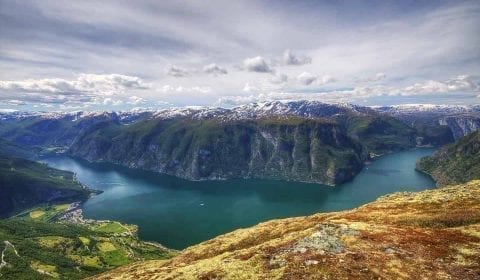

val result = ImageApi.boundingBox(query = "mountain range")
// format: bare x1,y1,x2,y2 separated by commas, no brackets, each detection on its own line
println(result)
1,101,478,185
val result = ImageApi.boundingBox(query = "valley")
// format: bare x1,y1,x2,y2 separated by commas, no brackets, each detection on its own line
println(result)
1,101,473,185
0,102,479,279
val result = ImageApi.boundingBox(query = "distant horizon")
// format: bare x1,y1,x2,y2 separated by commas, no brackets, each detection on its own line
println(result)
1,99,479,114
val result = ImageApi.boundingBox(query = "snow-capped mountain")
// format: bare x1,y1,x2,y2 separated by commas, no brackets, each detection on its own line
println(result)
1,101,479,139
374,104,480,139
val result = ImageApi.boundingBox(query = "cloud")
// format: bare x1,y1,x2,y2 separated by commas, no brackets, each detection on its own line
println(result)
319,75,337,84
243,56,273,73
270,73,288,84
282,49,312,65
297,72,336,86
403,75,478,94
297,72,317,85
128,96,145,105
356,73,387,83
102,97,123,106
0,74,149,95
375,73,387,81
0,74,151,105
165,65,190,77
215,75,480,106
157,85,211,94
1,1,479,109
203,63,227,75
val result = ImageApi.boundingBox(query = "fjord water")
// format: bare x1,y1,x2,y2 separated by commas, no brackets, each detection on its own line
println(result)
42,148,435,249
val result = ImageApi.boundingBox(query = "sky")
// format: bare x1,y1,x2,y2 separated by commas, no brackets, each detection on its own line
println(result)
0,0,479,111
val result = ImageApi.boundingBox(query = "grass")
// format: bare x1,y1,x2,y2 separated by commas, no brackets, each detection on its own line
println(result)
36,236,73,249
30,260,59,278
29,210,45,219
101,249,130,266
93,222,130,234
97,241,117,252
82,255,102,268
0,204,177,279
18,203,72,222
79,236,90,246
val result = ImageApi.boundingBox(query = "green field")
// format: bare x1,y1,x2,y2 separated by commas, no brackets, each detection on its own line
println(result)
0,205,177,279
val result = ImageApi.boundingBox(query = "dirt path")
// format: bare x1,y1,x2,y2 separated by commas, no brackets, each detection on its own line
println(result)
0,241,19,270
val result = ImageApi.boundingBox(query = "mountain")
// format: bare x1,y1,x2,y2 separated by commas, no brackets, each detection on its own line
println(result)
94,180,480,280
0,101,459,185
417,131,480,186
67,117,367,185
375,104,480,140
0,155,92,217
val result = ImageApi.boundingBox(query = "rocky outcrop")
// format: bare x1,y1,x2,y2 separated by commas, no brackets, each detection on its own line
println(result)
439,116,480,140
93,180,480,280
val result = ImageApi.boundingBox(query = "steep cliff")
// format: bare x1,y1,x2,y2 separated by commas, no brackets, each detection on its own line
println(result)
68,117,366,185
417,131,480,186
94,180,480,280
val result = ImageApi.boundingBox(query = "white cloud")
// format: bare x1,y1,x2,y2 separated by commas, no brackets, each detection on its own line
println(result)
102,98,123,106
375,73,387,81
270,73,288,84
282,49,312,66
403,75,479,94
128,96,145,105
0,74,149,95
319,75,337,85
0,74,151,105
297,72,317,85
243,83,255,92
356,73,387,83
297,72,336,86
157,85,211,94
243,56,273,73
214,75,480,106
165,65,190,77
203,63,227,75
1,1,479,109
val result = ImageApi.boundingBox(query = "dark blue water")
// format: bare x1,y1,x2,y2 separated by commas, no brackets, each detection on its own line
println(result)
41,148,435,249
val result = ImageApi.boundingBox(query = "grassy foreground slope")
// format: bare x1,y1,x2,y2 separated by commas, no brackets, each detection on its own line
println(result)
417,131,480,186
95,181,480,280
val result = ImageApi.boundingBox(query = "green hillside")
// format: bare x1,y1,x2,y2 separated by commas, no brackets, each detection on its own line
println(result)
417,131,480,186
0,156,91,217
0,206,175,279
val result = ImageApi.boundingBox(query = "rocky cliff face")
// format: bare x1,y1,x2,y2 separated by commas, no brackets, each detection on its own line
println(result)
417,131,480,186
93,180,480,280
68,118,366,185
439,116,480,140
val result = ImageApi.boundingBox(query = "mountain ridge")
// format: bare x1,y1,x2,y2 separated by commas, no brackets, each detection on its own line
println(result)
1,101,474,185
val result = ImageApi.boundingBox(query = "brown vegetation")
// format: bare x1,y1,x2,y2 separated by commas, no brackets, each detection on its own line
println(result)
94,180,480,280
